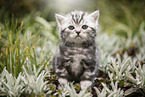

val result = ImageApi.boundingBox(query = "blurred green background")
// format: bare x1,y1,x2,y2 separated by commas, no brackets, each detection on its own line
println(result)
0,0,145,36
0,0,145,78
0,0,145,79
0,0,145,96
0,0,144,25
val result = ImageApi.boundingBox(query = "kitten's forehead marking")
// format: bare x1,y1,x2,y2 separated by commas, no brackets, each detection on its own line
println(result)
70,11,86,24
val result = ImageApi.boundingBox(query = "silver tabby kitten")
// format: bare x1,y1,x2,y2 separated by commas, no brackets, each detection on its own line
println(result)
54,10,99,89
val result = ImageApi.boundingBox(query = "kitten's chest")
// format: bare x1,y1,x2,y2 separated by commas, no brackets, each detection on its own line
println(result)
64,47,88,65
63,47,87,65
63,47,88,57
70,54,85,74
59,45,95,61
61,47,92,75
58,44,96,77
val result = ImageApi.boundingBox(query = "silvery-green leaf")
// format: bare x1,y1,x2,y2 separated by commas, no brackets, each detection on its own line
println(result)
94,87,100,95
102,83,111,93
124,88,137,96
77,87,89,97
120,58,130,74
94,87,107,97
108,91,117,97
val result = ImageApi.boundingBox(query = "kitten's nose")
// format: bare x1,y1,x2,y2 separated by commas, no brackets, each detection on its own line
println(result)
76,31,81,35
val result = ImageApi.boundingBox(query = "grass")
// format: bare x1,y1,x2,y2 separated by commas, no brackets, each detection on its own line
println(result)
0,3,145,97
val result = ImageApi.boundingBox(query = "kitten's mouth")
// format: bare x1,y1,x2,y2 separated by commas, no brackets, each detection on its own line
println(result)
75,35,82,39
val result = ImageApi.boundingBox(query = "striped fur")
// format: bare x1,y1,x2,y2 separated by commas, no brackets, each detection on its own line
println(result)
71,11,85,24
54,10,99,89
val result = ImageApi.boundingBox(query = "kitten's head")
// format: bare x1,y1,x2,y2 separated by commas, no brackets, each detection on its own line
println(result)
55,10,99,44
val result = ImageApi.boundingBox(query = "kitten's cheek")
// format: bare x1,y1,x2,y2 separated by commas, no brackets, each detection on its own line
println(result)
69,34,76,38
80,33,87,38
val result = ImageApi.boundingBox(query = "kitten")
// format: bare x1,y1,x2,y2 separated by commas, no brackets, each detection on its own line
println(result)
54,10,99,89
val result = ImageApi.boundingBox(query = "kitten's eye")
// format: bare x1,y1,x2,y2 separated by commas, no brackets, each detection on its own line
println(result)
68,26,75,30
82,25,88,29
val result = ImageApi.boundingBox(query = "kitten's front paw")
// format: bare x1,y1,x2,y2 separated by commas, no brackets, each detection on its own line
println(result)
80,80,92,89
58,78,68,85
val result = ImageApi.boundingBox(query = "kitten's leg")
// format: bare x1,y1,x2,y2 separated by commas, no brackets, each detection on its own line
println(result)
58,78,68,85
55,68,69,85
80,59,98,89
80,80,92,89
80,70,96,89
57,70,69,89
58,78,68,90
54,54,69,85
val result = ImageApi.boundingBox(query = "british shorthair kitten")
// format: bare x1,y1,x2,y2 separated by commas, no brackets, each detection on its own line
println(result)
54,10,99,89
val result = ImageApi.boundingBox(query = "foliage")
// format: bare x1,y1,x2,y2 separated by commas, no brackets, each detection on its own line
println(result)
0,0,145,96
0,20,26,77
101,75,124,97
59,83,92,97
22,64,48,94
0,68,24,97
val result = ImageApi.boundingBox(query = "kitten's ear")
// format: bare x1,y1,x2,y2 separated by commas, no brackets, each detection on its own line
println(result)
55,14,65,27
89,10,99,23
